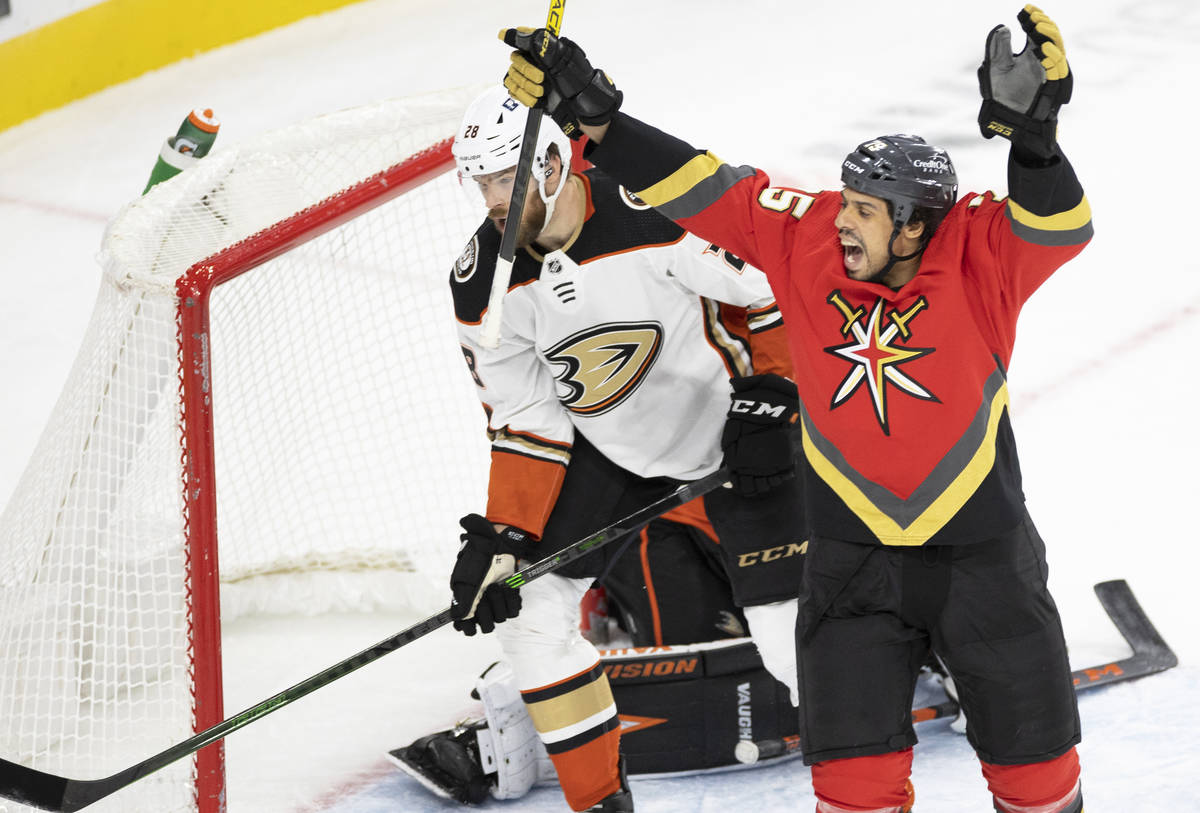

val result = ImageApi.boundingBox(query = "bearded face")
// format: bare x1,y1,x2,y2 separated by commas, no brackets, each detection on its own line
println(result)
488,185,547,249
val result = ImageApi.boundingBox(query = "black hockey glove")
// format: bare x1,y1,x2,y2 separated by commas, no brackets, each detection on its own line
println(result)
977,4,1072,160
449,514,531,636
499,27,622,140
720,374,799,497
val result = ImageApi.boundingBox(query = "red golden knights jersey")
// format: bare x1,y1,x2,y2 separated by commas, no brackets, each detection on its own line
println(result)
586,113,1093,547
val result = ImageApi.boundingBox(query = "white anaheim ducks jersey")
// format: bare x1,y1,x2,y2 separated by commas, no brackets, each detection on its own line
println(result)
451,168,787,537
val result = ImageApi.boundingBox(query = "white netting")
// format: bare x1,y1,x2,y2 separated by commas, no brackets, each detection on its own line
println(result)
0,88,490,812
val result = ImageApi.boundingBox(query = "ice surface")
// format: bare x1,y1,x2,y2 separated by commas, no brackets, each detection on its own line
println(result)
1,1,1198,810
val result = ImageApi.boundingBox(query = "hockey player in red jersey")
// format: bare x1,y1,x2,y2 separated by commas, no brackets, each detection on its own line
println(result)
443,85,808,812
499,5,1090,813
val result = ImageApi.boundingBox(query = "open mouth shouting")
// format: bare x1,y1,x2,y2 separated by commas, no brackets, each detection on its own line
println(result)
840,234,866,275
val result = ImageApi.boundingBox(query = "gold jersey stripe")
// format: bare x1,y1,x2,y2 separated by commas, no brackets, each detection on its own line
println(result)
1006,195,1092,233
801,383,1011,546
635,152,726,208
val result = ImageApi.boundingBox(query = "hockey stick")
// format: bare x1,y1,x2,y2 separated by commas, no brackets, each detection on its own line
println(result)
736,579,1178,764
478,0,567,348
0,467,729,812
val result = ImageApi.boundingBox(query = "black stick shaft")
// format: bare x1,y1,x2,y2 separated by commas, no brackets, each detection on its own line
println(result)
478,0,566,347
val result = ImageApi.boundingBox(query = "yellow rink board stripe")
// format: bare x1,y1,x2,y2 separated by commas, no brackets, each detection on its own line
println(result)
0,0,368,131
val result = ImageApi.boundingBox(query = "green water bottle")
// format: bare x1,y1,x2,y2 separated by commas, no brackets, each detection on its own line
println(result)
143,108,220,194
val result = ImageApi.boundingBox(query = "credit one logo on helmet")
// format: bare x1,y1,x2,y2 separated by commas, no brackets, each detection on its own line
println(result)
912,158,951,173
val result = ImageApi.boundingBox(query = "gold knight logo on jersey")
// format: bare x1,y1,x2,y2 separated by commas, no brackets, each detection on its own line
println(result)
823,292,938,435
546,322,664,415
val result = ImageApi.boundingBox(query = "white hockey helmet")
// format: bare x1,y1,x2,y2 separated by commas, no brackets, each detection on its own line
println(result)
453,85,572,219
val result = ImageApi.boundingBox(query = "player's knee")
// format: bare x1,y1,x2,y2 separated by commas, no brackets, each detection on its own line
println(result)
981,748,1082,813
811,749,914,812
496,574,597,688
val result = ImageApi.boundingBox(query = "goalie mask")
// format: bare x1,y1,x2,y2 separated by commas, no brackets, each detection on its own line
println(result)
453,85,573,227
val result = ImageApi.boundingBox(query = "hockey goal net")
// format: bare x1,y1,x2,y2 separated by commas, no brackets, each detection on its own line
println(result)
0,89,489,812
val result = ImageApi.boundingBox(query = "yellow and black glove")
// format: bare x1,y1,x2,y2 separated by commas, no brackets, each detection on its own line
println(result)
499,27,622,140
977,5,1072,160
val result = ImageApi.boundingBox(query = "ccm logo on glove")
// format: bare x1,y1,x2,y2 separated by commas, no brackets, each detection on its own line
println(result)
721,374,800,497
730,398,791,419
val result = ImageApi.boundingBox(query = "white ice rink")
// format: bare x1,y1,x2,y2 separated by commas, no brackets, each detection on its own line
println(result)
2,1,1199,810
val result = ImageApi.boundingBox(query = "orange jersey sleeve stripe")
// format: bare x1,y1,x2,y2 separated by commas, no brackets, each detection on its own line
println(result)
748,320,795,381
486,450,567,538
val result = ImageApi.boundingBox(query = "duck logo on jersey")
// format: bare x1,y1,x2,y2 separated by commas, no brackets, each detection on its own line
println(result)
453,235,479,283
546,322,664,415
823,292,938,435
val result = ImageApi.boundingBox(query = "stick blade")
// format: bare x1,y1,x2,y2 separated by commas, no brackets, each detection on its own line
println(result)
0,756,126,812
1093,579,1178,672
0,757,72,811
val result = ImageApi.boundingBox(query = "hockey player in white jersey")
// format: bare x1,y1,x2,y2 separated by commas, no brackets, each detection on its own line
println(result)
443,86,806,813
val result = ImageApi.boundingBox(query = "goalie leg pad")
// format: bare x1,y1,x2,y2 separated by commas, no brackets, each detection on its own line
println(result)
602,638,800,774
473,661,556,799
392,638,802,807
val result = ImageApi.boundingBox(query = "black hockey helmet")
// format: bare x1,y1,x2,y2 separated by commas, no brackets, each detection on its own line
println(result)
841,135,958,233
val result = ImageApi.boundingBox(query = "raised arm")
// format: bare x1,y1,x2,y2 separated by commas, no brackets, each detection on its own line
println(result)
975,6,1092,302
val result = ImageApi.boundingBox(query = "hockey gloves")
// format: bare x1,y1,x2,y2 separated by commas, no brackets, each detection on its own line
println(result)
978,5,1072,161
499,27,622,140
721,374,799,497
449,514,530,636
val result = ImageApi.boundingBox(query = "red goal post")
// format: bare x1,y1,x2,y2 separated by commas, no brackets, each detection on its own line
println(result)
0,89,489,812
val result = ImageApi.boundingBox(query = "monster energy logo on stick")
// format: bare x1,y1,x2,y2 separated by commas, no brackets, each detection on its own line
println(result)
505,529,619,589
